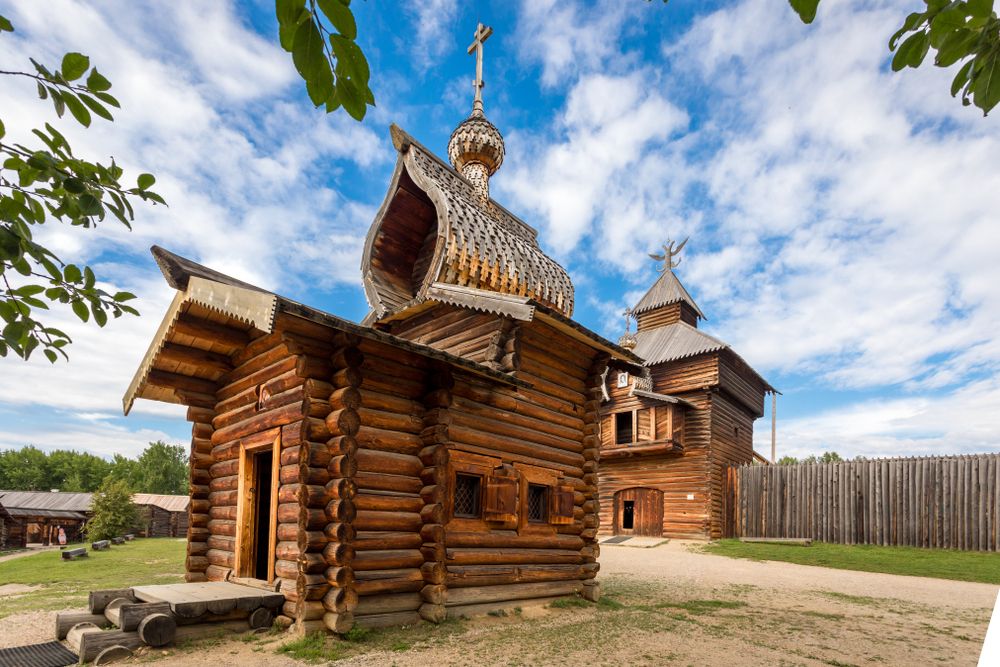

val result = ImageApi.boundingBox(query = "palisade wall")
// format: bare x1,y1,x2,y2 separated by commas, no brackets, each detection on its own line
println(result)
726,454,1000,551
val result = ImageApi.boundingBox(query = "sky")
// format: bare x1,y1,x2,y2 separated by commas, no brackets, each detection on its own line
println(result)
0,0,999,462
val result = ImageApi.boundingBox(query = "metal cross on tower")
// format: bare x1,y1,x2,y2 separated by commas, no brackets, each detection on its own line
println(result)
467,22,493,116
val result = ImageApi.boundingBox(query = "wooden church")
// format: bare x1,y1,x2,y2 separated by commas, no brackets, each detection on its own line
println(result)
598,241,773,541
124,24,639,634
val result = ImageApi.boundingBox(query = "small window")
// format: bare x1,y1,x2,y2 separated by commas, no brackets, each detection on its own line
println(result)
454,474,482,518
615,411,633,445
622,500,635,530
527,484,549,523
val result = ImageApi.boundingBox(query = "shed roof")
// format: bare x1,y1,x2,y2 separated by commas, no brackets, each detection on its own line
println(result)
5,507,87,520
632,269,704,320
124,247,533,415
0,490,93,512
133,494,189,513
632,322,729,365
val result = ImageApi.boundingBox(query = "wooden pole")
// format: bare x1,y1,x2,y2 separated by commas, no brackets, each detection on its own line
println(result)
771,392,777,464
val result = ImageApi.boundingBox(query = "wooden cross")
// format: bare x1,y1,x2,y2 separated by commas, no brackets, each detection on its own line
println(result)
622,307,634,334
467,22,493,116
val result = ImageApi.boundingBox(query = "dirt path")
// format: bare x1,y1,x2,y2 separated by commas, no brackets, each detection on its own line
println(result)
2,542,994,665
0,547,58,564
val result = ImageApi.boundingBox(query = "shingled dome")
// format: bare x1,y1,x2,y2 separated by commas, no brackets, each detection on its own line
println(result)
361,125,574,320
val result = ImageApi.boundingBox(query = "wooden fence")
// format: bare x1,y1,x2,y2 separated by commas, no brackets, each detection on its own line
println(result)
724,454,1000,550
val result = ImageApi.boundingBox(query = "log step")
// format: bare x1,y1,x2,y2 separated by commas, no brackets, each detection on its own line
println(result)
61,548,88,560
91,540,111,551
105,599,172,631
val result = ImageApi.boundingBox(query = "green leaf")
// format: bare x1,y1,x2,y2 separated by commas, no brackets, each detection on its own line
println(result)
93,305,107,327
93,91,120,108
892,31,929,71
113,291,137,302
61,52,90,81
952,58,974,96
967,0,994,19
972,52,1000,114
79,94,114,121
71,299,89,322
63,177,86,194
318,0,356,39
78,193,102,216
276,0,307,25
85,68,112,92
306,61,334,106
337,77,366,120
137,173,156,190
0,15,13,32
788,0,820,24
936,29,977,67
0,118,4,140
62,93,92,127
890,12,926,50
292,18,325,79
329,34,370,83
83,266,95,289
929,7,967,48
64,264,82,283
44,349,57,363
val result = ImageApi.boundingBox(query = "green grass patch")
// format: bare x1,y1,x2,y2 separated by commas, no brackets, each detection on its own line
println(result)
549,596,591,609
277,632,345,663
0,538,185,619
704,539,1000,584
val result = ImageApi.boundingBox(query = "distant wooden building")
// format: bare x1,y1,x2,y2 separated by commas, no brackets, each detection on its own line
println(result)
598,244,773,540
133,494,190,537
123,24,637,635
0,490,90,548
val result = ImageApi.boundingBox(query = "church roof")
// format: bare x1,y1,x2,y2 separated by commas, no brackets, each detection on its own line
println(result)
632,321,729,366
361,126,574,320
632,269,704,320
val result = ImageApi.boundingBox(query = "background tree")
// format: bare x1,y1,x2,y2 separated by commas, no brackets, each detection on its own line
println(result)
86,478,139,540
791,0,1000,115
0,14,163,361
132,441,187,495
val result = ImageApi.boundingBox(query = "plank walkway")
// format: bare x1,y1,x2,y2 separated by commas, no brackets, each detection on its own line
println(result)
131,582,284,619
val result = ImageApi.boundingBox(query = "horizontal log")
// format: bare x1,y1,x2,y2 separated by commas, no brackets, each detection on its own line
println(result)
445,548,582,566
354,592,423,616
323,611,355,634
324,522,356,543
445,580,582,606
354,493,423,514
354,531,424,551
355,425,423,455
354,568,424,595
354,471,424,495
352,549,424,571
445,530,584,551
356,450,422,477
322,586,359,614
354,610,421,629
354,510,422,533
446,564,583,587
55,611,110,639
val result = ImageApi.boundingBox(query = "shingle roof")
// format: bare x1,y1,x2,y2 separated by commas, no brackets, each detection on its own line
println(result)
632,322,729,366
133,494,189,513
632,270,704,320
362,126,574,319
0,490,93,512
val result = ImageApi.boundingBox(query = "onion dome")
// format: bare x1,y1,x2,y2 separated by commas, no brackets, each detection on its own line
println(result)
618,331,638,351
448,113,504,202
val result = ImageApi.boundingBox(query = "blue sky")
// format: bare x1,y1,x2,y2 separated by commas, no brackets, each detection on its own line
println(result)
1,0,999,461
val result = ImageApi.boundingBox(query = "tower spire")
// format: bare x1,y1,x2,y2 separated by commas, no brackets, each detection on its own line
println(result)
448,22,504,204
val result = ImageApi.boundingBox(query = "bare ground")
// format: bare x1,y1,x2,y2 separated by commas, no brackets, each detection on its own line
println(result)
2,541,994,665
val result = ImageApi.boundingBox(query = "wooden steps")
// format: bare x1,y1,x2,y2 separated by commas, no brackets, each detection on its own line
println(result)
59,582,285,663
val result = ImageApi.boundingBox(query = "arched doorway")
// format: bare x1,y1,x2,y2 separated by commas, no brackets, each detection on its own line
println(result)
613,488,664,537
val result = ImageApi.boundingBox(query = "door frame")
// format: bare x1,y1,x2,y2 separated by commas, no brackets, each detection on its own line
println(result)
234,433,280,583
613,487,664,537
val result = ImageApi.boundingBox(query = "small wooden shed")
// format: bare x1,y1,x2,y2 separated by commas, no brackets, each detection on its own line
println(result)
133,494,190,537
122,111,638,632
0,490,90,547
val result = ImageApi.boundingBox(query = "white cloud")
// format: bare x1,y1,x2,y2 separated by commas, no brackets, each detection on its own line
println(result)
407,0,459,71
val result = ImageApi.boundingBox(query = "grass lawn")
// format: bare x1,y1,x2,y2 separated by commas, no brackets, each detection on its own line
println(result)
703,539,1000,584
0,538,186,619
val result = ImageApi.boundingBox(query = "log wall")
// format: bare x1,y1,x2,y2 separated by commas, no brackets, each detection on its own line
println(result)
728,454,1000,550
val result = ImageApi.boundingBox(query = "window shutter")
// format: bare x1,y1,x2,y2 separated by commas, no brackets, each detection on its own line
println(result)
549,484,575,525
484,469,518,522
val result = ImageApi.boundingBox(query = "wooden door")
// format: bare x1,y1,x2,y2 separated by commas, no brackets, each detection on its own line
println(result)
614,488,664,537
235,434,280,582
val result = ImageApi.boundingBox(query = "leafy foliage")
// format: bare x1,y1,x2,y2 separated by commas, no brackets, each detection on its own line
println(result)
777,451,844,465
0,14,163,362
789,0,1000,115
86,478,140,541
276,0,375,120
0,441,187,493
